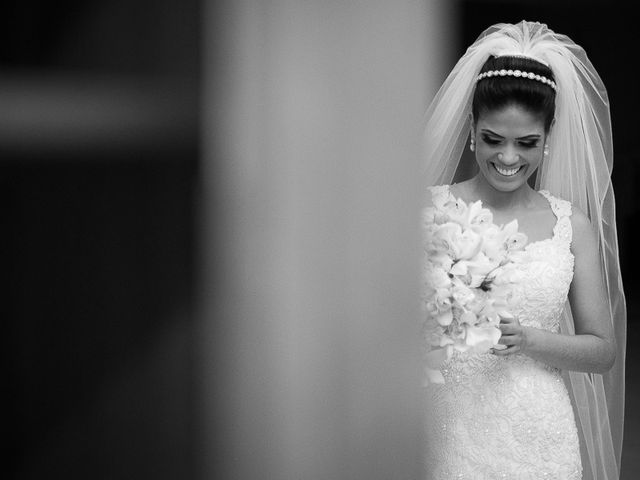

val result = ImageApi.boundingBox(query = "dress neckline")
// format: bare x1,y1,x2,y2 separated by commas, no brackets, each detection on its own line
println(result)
441,184,560,249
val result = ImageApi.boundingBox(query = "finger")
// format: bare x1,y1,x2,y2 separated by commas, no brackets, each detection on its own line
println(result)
491,345,520,355
497,335,516,346
498,334,523,347
499,324,518,335
499,316,520,326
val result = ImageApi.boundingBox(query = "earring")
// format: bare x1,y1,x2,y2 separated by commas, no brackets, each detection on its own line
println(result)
544,144,549,156
470,136,475,152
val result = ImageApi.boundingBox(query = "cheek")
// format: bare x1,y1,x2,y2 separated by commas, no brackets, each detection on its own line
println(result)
475,148,501,166
524,149,544,163
475,144,493,157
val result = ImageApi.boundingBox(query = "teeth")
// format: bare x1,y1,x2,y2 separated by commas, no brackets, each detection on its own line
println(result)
495,164,521,176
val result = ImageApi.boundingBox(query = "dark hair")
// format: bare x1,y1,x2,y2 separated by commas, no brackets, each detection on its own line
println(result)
472,55,556,132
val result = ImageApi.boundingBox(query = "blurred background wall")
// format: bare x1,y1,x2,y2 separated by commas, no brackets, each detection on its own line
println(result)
6,0,199,478
6,1,638,479
197,1,444,479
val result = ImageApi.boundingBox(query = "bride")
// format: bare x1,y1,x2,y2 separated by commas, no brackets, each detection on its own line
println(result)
422,22,626,479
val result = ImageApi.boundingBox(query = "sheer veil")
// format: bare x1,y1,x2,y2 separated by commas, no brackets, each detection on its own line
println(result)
422,21,626,479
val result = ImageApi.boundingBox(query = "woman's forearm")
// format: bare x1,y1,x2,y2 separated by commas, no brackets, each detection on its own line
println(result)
522,326,616,374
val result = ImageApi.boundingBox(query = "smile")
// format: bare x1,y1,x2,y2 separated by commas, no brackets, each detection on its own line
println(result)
492,163,523,177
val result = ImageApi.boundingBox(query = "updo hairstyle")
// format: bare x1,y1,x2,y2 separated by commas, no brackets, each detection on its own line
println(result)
472,55,556,133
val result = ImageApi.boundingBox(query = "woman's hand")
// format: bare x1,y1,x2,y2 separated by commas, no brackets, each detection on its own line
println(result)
491,316,528,356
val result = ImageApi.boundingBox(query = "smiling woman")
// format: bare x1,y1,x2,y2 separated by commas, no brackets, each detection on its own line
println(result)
422,21,626,480
472,105,546,190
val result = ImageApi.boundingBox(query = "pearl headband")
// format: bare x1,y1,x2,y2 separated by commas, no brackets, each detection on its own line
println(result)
476,69,557,91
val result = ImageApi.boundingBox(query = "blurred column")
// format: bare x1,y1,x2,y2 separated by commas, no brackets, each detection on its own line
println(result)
198,1,450,479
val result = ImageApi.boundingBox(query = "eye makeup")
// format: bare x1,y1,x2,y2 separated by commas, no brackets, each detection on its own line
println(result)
480,130,541,148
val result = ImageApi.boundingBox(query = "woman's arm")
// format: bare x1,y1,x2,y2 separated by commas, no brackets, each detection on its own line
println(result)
493,207,616,373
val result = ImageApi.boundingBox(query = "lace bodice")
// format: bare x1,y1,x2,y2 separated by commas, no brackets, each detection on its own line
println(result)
424,185,582,480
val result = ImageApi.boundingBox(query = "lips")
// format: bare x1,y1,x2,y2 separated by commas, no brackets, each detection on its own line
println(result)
492,163,523,177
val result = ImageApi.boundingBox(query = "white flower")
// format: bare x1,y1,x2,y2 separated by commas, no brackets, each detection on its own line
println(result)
453,227,483,261
465,289,488,315
480,224,508,263
435,304,454,327
431,222,462,255
430,187,450,210
426,265,451,290
469,203,494,234
458,309,478,325
464,324,502,353
451,278,475,307
427,250,454,271
491,262,525,286
466,251,501,285
440,197,468,224
422,192,528,383
506,231,528,251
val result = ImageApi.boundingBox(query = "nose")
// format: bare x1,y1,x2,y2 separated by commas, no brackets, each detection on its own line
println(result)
497,146,520,165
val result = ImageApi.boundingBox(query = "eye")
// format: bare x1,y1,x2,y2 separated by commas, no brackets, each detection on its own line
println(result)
519,140,539,148
481,134,500,145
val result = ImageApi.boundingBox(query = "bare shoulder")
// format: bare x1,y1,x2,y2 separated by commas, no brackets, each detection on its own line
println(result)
569,205,592,234
569,205,597,253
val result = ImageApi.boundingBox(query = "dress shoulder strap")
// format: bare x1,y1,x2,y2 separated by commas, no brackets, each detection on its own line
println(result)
427,184,450,197
426,184,451,205
539,189,573,245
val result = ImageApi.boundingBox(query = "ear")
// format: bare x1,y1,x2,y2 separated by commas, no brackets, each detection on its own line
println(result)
469,113,476,137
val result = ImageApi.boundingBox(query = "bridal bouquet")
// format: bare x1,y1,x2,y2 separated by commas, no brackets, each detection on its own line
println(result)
422,190,528,385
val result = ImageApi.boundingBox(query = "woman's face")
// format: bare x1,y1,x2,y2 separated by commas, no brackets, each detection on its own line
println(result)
472,104,547,192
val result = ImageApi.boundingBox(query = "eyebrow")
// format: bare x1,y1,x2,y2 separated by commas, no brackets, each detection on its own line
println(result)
481,129,542,140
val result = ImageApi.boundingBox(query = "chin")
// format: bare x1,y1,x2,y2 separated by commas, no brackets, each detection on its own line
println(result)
490,179,525,192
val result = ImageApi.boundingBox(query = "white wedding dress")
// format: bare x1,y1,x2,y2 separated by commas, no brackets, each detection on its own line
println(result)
424,185,582,479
